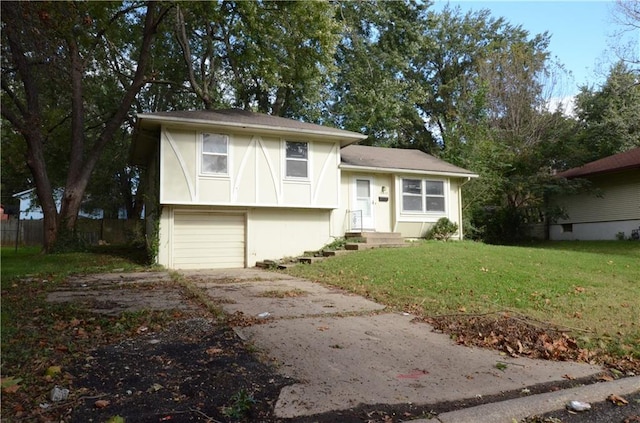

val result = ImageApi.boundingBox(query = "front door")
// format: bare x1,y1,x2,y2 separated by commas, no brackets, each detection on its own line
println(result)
353,177,375,230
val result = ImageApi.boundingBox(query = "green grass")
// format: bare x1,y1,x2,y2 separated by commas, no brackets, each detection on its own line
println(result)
285,241,640,356
1,245,150,282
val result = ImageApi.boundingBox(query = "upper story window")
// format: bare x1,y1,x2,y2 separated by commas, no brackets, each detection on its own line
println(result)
202,133,228,175
401,178,445,213
285,141,308,178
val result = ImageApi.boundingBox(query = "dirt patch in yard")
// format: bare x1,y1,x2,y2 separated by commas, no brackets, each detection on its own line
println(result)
68,318,292,423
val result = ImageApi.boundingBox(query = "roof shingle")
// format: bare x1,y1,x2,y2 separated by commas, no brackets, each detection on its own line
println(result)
137,109,366,140
340,145,476,176
556,147,640,178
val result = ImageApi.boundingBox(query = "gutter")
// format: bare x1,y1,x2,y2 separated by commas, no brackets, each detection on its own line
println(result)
137,114,367,144
340,164,479,179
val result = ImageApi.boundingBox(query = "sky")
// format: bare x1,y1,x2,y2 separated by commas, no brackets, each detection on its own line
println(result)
433,1,639,100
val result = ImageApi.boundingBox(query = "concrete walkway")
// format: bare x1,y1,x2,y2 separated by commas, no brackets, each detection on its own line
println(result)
179,268,634,421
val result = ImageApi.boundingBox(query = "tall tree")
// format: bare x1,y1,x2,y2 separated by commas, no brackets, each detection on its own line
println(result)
329,0,432,149
572,61,640,163
612,0,640,69
174,1,341,119
1,1,172,251
414,6,548,158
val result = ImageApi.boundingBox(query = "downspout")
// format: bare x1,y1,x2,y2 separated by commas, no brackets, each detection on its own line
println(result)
458,177,472,240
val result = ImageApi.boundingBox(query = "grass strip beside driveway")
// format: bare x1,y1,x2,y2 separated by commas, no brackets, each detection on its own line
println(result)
285,241,640,362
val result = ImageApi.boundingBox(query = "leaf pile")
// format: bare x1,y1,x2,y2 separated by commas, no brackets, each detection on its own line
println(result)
422,312,639,374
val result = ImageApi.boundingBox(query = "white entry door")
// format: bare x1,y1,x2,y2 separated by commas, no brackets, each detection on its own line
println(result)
353,177,375,230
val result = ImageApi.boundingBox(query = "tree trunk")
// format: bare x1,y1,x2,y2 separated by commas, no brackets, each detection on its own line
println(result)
1,2,59,251
26,132,59,251
2,1,171,251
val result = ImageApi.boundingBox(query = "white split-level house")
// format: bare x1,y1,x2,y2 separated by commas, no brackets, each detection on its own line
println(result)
550,147,640,241
131,109,478,269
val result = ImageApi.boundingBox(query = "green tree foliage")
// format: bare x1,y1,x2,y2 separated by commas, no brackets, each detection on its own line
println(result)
4,0,636,250
329,0,433,149
1,1,172,250
174,1,341,118
572,61,640,163
415,7,530,156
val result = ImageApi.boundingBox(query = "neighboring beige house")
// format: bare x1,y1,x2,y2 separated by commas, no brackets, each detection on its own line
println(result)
131,109,477,269
550,147,640,241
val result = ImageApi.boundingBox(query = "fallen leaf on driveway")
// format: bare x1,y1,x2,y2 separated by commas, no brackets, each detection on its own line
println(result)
95,399,110,408
608,394,629,405
148,383,163,392
206,347,224,356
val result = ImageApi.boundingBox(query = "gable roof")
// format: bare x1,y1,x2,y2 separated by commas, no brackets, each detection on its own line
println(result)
132,109,367,164
340,145,478,178
556,147,640,179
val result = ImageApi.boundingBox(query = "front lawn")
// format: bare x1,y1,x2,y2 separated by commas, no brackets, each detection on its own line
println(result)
285,241,640,362
0,246,162,417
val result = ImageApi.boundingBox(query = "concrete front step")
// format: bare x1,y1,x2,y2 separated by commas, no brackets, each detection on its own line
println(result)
322,250,353,257
358,237,406,245
298,256,325,264
345,231,402,240
345,242,408,251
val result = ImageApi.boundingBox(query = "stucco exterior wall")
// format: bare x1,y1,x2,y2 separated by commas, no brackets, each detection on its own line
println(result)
247,208,332,265
333,171,393,235
332,171,466,239
157,205,331,268
159,126,340,209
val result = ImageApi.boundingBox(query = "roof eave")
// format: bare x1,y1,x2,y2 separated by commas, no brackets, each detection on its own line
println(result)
340,164,479,178
136,114,367,146
557,164,640,179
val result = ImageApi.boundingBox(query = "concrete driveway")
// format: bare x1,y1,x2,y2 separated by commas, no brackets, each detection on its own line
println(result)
180,268,608,420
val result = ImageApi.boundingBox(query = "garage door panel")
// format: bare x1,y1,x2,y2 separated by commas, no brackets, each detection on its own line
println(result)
174,234,243,243
172,212,245,269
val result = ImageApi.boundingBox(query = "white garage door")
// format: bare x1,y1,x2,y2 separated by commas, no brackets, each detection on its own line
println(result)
172,212,245,269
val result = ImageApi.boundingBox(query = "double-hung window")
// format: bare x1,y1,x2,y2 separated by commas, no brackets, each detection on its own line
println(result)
402,178,445,213
285,141,308,178
202,133,228,175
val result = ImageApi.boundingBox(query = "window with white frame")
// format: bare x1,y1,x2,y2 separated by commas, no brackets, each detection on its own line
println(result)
285,141,308,178
202,133,228,175
401,178,445,212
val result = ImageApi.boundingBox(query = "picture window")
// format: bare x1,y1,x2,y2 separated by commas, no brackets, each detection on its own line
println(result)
401,179,445,213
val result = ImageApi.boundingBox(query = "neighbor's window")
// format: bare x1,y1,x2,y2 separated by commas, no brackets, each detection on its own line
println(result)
561,223,573,233
285,141,308,178
202,133,228,175
401,179,445,213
